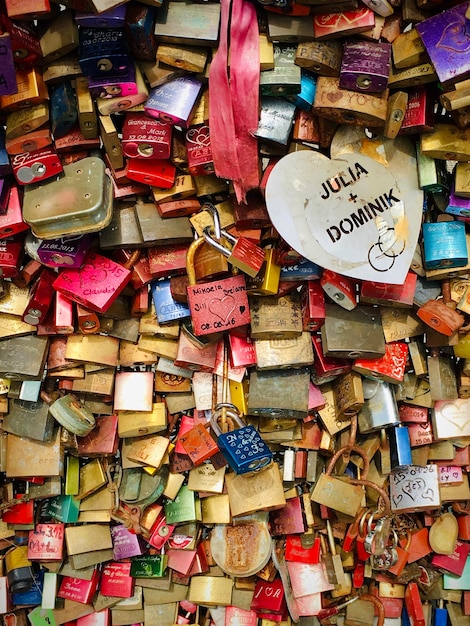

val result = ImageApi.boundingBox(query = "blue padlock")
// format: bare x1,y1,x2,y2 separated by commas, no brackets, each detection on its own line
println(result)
389,424,413,470
211,402,273,474
422,220,468,270
434,601,448,626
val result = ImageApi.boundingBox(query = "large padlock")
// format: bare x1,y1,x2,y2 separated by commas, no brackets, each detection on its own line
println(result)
186,237,251,336
210,402,272,474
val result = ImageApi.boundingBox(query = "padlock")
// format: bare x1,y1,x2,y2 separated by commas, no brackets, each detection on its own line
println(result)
422,218,468,271
389,424,413,469
333,371,364,419
248,368,310,419
48,393,95,437
250,294,302,340
357,379,400,434
320,269,357,310
371,529,400,570
21,267,55,326
122,113,172,160
260,44,301,97
399,87,435,135
50,81,78,139
339,40,391,93
203,226,265,278
211,403,272,474
186,237,251,337
417,299,465,337
145,75,204,127
322,304,386,359
11,147,63,185
88,63,138,100
78,27,131,79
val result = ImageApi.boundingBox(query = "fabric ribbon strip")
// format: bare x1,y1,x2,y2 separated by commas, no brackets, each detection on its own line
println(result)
209,0,260,204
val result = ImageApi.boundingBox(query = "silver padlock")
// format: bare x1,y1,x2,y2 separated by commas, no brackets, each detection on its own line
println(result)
370,529,399,570
357,379,400,434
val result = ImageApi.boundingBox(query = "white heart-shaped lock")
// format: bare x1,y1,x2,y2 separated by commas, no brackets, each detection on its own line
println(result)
265,130,423,284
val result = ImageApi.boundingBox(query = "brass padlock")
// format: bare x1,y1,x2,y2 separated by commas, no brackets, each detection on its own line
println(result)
192,204,229,282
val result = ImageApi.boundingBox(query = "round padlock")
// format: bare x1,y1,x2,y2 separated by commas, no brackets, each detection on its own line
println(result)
210,512,272,577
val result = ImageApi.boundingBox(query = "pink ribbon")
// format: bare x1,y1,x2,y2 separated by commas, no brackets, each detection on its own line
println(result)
209,0,260,203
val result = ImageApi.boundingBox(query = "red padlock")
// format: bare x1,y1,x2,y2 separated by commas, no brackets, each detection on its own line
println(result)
11,147,63,185
186,237,251,337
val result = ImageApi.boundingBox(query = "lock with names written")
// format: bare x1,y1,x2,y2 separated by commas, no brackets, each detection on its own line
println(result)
186,236,251,336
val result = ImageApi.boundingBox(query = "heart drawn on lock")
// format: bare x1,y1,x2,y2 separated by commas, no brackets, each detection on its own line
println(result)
209,295,236,322
79,264,108,288
422,488,435,501
326,92,343,104
436,399,470,437
186,126,211,147
392,494,403,507
265,138,423,284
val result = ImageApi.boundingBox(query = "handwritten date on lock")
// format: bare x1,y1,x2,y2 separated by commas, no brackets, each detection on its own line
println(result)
187,276,251,336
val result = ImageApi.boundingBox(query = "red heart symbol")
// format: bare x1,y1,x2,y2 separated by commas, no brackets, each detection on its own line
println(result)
209,295,235,323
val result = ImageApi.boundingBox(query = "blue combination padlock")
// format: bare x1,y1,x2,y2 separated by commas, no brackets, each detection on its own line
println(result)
211,403,272,474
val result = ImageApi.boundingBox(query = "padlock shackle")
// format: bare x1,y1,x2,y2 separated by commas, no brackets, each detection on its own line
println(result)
359,594,385,626
200,202,222,239
203,226,231,259
220,228,237,245
186,237,207,286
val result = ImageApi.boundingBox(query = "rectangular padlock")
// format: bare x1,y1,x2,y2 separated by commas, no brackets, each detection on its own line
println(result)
202,227,265,279
11,147,63,185
39,10,79,62
186,239,251,337
446,183,470,217
321,303,385,359
295,39,342,76
185,124,214,176
145,75,204,128
122,113,172,160
88,62,138,100
125,3,158,61
21,267,55,326
390,464,441,513
0,67,48,112
78,27,131,79
313,7,375,40
248,367,310,419
314,76,389,127
254,96,297,146
53,250,131,314
339,40,391,93
260,44,301,97
416,144,449,194
357,380,400,433
211,408,272,474
22,156,113,240
416,3,470,88
0,15,42,67
399,87,435,135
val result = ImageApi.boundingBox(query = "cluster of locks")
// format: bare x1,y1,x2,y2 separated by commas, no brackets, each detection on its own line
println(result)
3,0,470,625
